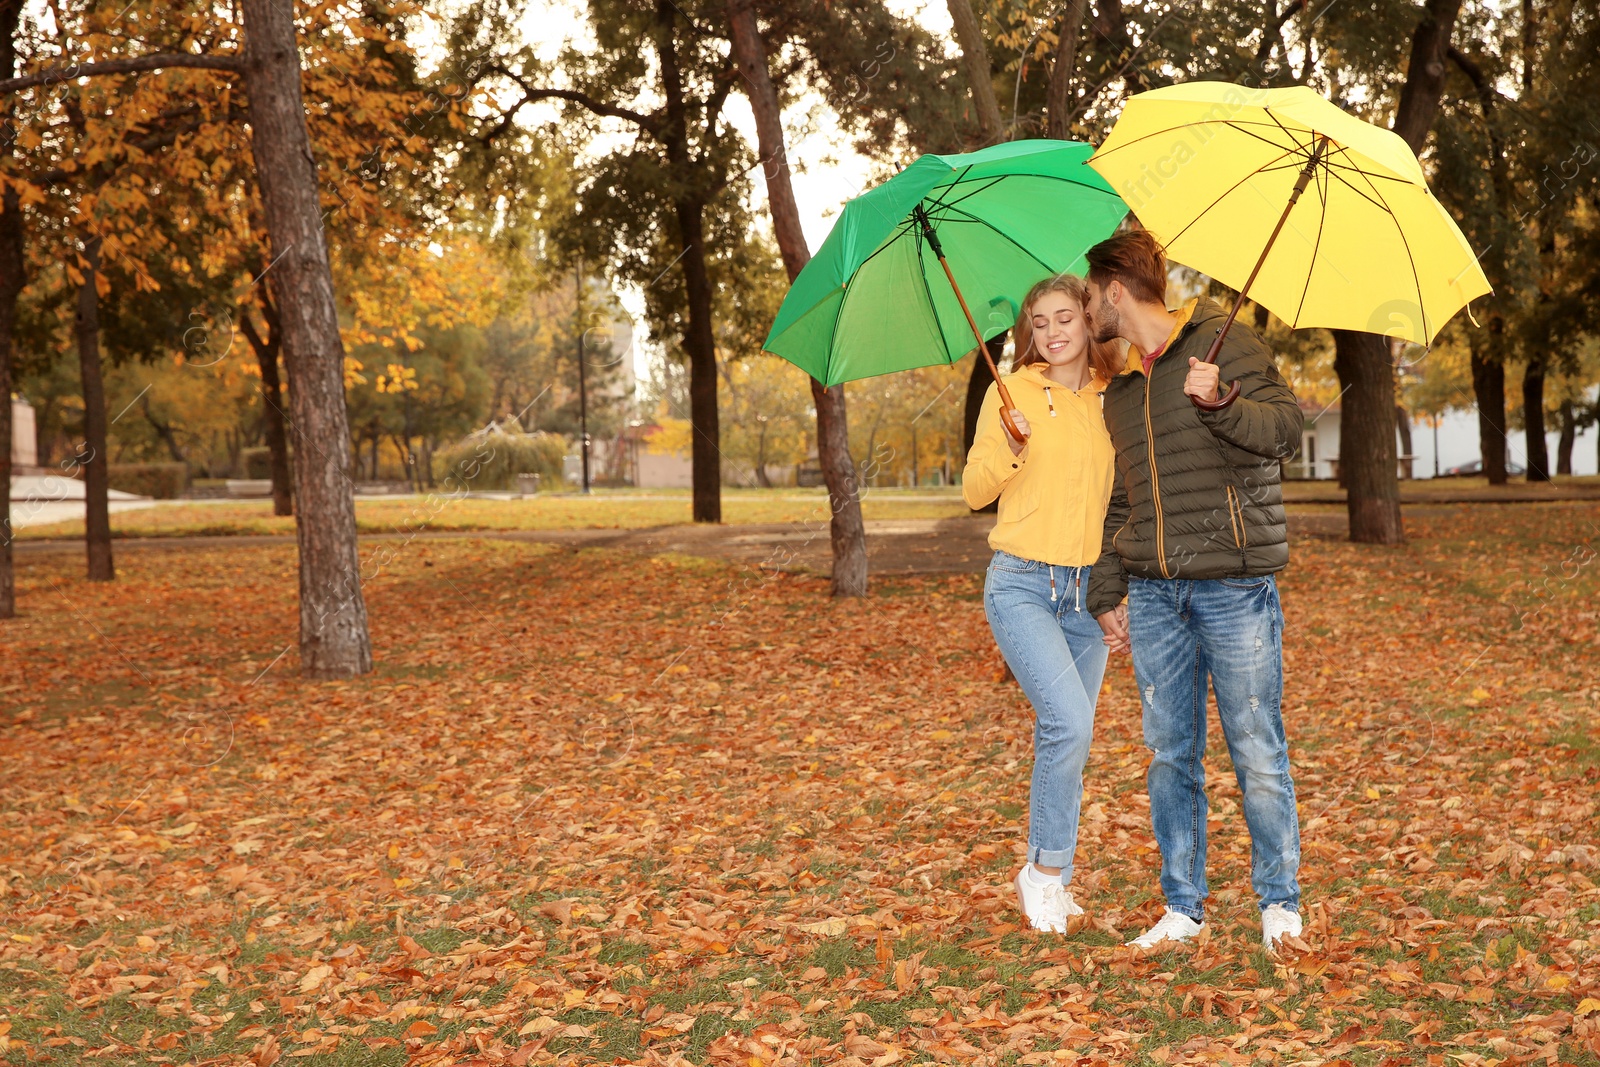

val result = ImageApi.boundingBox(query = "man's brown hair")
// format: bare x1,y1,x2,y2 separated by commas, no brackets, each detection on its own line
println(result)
1085,229,1169,306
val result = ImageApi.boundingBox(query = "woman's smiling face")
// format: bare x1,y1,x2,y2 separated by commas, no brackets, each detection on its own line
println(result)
1029,289,1089,367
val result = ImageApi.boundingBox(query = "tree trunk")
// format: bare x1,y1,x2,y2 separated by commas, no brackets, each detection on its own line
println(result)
1470,341,1508,485
258,329,294,516
1324,0,1460,542
240,300,294,516
962,337,1005,514
74,235,114,581
812,379,868,593
1331,330,1403,543
655,0,719,522
0,0,24,619
1045,0,1087,139
946,0,1004,143
1556,399,1575,476
241,0,371,677
141,396,187,464
1392,0,1465,152
1522,357,1549,482
678,201,721,522
726,0,866,593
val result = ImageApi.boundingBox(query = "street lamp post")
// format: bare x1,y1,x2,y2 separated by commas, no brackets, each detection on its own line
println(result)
1432,414,1440,479
578,327,590,494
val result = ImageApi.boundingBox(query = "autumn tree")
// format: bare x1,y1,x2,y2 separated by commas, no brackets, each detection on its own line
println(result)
1,1,382,674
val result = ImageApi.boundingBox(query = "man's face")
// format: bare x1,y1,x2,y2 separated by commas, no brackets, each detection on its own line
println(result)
1086,278,1122,344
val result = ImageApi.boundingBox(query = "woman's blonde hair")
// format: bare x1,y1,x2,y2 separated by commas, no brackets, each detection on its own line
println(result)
1012,273,1122,382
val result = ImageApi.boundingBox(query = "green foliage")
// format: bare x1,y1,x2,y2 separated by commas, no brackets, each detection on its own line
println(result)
431,429,569,491
107,462,189,499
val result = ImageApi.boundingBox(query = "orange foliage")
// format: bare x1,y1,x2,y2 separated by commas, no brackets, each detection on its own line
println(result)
0,503,1596,1063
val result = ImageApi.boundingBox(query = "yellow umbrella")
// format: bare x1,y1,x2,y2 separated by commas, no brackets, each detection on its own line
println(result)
1089,81,1491,408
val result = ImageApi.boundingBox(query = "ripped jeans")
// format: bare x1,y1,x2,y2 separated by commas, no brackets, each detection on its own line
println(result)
1128,574,1301,922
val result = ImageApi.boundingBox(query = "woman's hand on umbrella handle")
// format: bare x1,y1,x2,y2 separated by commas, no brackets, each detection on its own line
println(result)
1004,409,1030,453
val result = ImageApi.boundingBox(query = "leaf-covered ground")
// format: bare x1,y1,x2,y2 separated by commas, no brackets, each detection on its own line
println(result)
1,502,1597,1066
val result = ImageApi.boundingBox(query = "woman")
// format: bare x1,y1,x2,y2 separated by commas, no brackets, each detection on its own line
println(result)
962,273,1122,933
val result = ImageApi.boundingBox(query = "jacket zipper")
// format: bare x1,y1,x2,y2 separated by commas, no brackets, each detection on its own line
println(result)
1143,366,1171,578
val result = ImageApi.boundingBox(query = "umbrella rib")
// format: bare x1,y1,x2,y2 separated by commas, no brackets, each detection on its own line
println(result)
1327,140,1417,200
928,202,1068,276
1222,119,1318,162
1252,158,1394,212
1091,116,1314,162
1289,157,1332,328
1162,143,1305,246
910,227,958,366
1256,154,1416,184
924,171,1009,213
937,168,1118,199
1253,155,1399,179
1358,163,1431,342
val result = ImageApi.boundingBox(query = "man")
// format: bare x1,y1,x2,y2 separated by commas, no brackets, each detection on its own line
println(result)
1082,229,1306,953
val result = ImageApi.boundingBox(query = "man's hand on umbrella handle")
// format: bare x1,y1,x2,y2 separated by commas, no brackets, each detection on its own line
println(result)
1096,603,1129,654
1188,355,1242,410
1005,409,1031,454
1185,357,1222,402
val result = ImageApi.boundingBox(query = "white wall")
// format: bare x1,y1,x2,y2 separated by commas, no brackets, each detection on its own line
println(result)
1412,409,1599,478
10,399,35,467
636,452,693,488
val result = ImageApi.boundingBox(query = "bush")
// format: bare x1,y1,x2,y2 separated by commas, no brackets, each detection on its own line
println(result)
431,431,568,491
108,462,189,499
240,446,292,480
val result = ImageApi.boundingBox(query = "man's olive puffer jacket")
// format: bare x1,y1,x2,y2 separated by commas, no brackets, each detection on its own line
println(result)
1086,297,1304,617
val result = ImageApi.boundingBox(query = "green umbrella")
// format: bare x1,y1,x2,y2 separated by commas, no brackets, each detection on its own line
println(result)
762,139,1127,438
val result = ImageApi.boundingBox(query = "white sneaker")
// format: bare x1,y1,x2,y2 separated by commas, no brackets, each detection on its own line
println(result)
1126,908,1204,949
1013,867,1083,933
1261,903,1303,952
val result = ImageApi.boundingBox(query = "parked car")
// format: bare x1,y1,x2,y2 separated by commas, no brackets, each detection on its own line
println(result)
1438,459,1526,477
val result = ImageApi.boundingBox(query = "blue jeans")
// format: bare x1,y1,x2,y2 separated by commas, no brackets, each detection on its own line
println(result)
1128,574,1301,921
984,551,1110,880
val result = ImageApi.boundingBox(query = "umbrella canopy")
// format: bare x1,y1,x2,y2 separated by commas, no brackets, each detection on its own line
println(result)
1088,82,1491,348
763,139,1128,387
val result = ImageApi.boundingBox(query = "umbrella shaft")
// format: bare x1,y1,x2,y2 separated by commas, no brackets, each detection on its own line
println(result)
935,251,1024,441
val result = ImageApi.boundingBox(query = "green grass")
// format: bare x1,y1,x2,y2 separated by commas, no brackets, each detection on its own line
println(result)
16,487,977,541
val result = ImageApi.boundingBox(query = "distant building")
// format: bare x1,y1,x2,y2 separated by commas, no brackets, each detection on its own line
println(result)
1289,397,1599,479
1290,398,1413,480
10,398,35,468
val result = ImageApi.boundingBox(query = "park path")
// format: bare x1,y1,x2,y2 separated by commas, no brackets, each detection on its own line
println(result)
12,511,1357,574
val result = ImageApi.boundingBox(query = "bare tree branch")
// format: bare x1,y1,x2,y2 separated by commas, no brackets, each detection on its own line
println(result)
0,52,244,95
484,63,660,135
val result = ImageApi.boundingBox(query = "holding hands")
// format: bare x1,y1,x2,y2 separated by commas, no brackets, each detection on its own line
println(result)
1096,603,1129,655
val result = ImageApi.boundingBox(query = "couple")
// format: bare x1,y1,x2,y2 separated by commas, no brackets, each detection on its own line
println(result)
961,230,1306,953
